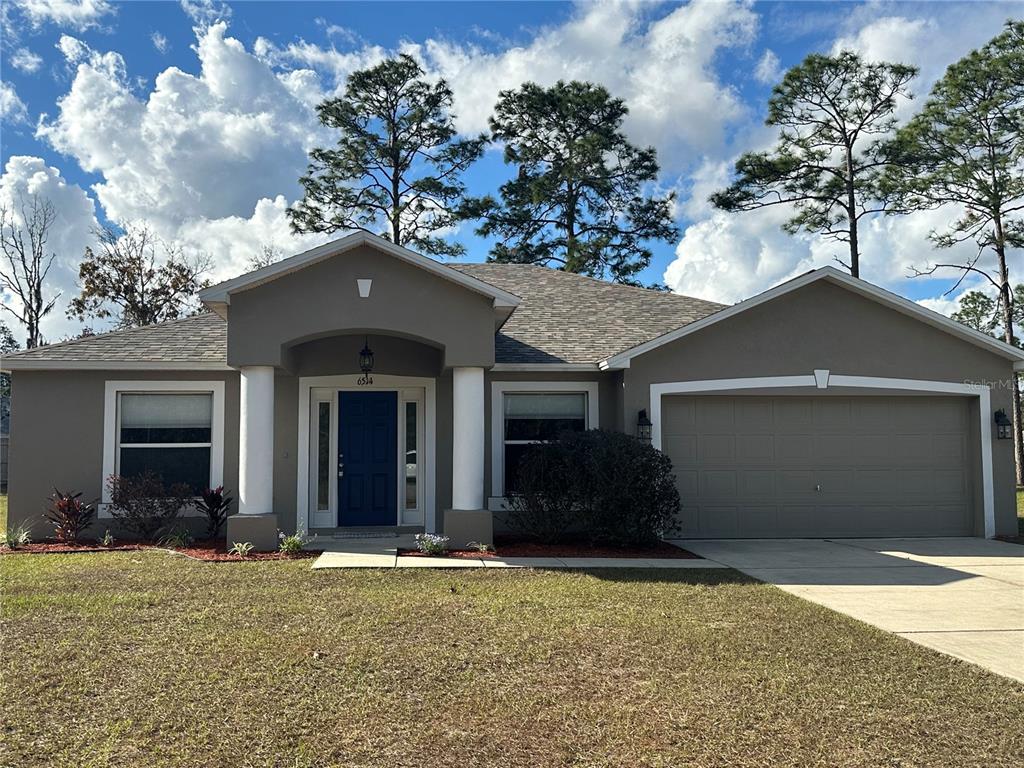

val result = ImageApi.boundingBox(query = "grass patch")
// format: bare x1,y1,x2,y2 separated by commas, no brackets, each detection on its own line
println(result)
0,492,7,533
2,553,1022,767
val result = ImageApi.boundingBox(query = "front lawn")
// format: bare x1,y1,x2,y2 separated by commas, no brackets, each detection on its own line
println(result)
1,553,1021,767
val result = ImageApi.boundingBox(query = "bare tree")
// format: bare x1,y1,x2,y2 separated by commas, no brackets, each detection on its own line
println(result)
247,243,284,272
67,223,211,329
0,194,61,348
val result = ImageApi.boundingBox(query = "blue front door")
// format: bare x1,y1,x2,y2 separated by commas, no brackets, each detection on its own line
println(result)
338,391,398,526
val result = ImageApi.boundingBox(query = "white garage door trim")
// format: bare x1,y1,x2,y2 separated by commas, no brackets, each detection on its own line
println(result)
650,372,994,538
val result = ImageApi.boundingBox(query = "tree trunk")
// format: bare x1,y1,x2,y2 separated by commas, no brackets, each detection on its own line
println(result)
845,147,860,279
994,231,1024,485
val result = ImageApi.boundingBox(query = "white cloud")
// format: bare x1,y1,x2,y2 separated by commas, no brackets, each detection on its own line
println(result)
173,195,331,281
0,82,28,123
10,47,43,73
0,156,99,342
151,31,169,54
253,36,386,95
38,24,327,233
10,0,114,31
180,0,231,28
754,49,782,84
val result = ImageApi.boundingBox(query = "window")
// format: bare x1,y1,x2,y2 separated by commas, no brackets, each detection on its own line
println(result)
405,401,417,509
102,381,225,512
316,401,331,511
117,393,213,494
502,392,587,495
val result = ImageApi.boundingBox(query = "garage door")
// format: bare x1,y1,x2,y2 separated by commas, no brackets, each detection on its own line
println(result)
662,395,974,538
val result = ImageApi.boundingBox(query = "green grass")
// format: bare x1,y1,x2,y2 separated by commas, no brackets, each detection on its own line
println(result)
0,492,7,533
1,555,1021,768
1017,488,1024,536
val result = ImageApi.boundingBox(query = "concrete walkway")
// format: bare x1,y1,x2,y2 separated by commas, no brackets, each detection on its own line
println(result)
677,537,1024,683
310,537,725,570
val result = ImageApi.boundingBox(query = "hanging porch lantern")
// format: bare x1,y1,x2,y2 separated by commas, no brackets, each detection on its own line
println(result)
994,408,1012,440
637,409,653,443
357,337,374,386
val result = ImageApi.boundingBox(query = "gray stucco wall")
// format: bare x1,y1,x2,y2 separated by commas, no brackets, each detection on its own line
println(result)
7,370,240,538
621,280,1018,537
226,244,497,369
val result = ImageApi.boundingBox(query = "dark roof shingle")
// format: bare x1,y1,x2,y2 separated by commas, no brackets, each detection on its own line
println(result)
451,264,725,364
2,313,226,364
2,265,724,367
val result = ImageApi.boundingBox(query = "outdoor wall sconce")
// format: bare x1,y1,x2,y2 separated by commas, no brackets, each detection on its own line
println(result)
357,337,374,386
637,409,653,443
994,409,1012,440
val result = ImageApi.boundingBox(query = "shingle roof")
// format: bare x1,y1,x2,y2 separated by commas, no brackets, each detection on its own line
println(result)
451,264,725,364
1,313,227,365
2,265,724,368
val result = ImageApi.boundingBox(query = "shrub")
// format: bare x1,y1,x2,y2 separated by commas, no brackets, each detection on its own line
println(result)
192,486,233,540
228,541,254,558
278,531,313,556
159,527,194,549
1,522,32,550
506,441,579,543
512,429,680,547
106,471,191,542
414,533,449,555
45,489,95,543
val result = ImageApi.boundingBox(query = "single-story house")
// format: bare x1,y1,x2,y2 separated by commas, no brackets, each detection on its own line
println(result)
4,231,1023,548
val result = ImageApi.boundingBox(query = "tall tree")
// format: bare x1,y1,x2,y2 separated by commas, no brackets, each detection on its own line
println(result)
882,20,1024,480
465,80,677,284
0,194,61,348
288,54,485,258
67,224,211,329
711,52,918,278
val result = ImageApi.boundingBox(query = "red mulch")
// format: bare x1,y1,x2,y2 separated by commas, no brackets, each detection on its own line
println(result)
398,538,700,559
493,537,700,559
0,540,321,562
398,548,497,559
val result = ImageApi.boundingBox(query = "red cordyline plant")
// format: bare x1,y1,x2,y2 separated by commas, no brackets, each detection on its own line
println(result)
45,489,96,543
193,486,233,540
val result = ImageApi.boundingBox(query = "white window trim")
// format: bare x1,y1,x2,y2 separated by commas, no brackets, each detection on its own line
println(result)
296,374,436,535
100,380,226,518
649,372,995,538
489,381,599,505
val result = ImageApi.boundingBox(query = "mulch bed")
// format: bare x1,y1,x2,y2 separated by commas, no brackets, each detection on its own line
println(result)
399,538,700,559
0,540,321,562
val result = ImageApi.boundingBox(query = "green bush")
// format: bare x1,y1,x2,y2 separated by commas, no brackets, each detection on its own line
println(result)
506,441,579,543
106,471,191,542
511,429,680,546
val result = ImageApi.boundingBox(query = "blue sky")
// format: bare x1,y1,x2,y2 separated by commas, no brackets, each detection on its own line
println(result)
1,0,1021,341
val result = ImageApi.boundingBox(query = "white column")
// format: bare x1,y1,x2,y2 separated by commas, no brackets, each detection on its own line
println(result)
238,365,275,515
452,366,485,510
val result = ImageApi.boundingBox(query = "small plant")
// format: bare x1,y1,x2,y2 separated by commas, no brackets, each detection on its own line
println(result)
1,522,32,550
192,486,234,539
277,530,313,557
228,541,255,559
100,529,116,548
466,541,492,553
106,471,191,542
414,533,450,556
45,488,96,543
159,527,194,549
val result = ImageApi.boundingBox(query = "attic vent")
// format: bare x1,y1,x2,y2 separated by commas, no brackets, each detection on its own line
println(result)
357,279,372,298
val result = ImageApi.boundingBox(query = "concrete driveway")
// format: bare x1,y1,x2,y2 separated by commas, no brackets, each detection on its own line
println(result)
676,538,1024,683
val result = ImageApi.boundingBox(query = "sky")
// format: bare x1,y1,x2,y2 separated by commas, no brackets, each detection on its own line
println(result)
1,0,1022,343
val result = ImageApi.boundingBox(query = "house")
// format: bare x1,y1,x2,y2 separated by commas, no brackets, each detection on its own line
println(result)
4,231,1023,548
